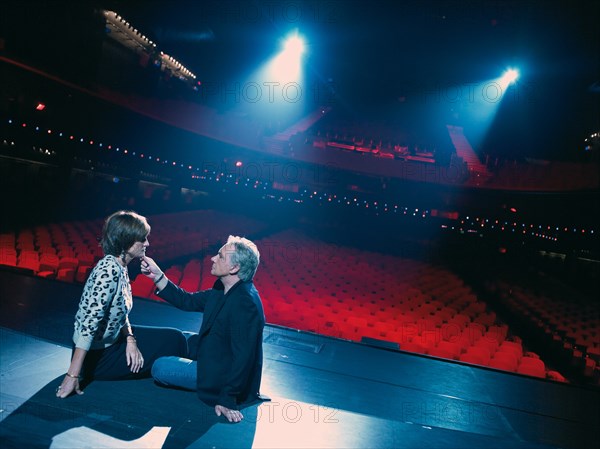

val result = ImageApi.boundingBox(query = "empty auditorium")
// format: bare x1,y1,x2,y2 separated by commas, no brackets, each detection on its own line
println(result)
1,1,598,448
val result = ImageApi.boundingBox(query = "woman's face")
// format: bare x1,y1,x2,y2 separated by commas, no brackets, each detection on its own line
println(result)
127,236,149,259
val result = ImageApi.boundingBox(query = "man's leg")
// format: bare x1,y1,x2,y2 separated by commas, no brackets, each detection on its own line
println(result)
151,356,197,390
133,325,188,376
184,332,199,358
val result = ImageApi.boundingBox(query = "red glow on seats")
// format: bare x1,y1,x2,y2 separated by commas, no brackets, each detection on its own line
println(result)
3,215,569,382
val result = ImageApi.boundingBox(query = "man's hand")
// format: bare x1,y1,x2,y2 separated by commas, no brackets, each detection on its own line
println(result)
141,256,168,290
215,404,243,423
140,256,162,281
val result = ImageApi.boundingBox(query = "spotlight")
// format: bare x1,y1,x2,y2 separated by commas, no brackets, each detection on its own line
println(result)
269,31,306,83
283,34,305,57
500,68,519,86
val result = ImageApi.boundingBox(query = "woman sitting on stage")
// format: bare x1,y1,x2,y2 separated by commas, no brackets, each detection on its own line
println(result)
56,210,187,398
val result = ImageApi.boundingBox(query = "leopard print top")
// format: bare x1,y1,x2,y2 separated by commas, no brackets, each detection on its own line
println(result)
72,255,133,351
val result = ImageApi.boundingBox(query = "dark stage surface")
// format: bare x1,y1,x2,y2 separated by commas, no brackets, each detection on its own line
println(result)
1,269,598,448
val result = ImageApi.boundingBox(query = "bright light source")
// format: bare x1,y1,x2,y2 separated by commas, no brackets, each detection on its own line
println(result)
35,103,46,111
269,32,306,83
499,68,519,89
504,69,519,83
283,35,305,57
237,29,307,122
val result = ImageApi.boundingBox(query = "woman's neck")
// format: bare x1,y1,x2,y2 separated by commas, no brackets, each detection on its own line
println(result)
116,254,129,267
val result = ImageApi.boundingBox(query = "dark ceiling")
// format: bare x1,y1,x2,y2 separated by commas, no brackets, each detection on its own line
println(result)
2,0,599,160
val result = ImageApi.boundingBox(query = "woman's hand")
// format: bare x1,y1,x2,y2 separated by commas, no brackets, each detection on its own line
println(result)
125,338,144,373
57,347,86,398
56,374,83,398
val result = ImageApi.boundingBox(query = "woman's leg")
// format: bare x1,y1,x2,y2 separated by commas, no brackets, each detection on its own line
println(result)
85,326,187,381
132,325,188,374
82,342,128,381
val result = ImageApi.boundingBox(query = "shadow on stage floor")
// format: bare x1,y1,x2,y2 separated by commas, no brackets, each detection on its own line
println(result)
1,269,598,448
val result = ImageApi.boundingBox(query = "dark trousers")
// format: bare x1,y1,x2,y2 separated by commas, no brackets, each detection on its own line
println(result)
80,325,188,381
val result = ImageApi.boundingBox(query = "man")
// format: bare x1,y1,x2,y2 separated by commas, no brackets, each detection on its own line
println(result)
141,235,267,423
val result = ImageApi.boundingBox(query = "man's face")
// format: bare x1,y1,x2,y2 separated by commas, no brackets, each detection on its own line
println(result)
211,243,236,278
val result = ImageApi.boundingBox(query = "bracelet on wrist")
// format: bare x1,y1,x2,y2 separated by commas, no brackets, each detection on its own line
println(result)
125,333,136,341
66,372,79,379
154,273,165,285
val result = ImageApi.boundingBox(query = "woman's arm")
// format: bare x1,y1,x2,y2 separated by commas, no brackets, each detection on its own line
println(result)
73,258,120,350
56,347,86,398
58,257,120,397
121,319,144,373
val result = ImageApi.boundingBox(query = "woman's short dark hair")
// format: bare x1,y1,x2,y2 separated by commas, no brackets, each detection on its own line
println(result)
100,211,150,256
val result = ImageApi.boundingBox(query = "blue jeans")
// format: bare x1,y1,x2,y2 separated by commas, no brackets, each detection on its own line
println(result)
151,332,199,390
151,356,197,390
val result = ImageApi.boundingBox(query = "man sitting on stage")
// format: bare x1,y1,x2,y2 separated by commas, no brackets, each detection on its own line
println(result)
141,235,267,423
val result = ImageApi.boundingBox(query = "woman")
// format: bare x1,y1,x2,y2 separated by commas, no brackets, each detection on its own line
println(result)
56,210,187,398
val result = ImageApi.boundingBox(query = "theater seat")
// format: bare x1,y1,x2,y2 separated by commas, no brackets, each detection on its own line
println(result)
465,346,491,365
428,346,456,360
38,254,59,273
517,357,546,378
400,340,427,355
76,265,93,283
497,340,523,360
489,352,518,372
436,341,462,359
59,257,79,271
0,253,17,267
459,351,489,366
57,268,76,283
131,274,155,299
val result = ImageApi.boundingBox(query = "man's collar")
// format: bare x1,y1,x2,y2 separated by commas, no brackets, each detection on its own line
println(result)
224,278,245,296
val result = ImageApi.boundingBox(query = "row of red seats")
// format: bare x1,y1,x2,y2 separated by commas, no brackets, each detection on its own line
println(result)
489,279,599,384
2,228,98,282
253,230,556,378
0,209,269,281
5,216,570,383
129,229,556,380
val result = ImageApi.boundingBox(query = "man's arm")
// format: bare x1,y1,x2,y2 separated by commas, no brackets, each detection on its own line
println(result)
158,280,213,312
142,256,212,311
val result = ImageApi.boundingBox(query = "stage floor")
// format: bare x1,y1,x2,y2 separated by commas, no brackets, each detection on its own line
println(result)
1,269,598,448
